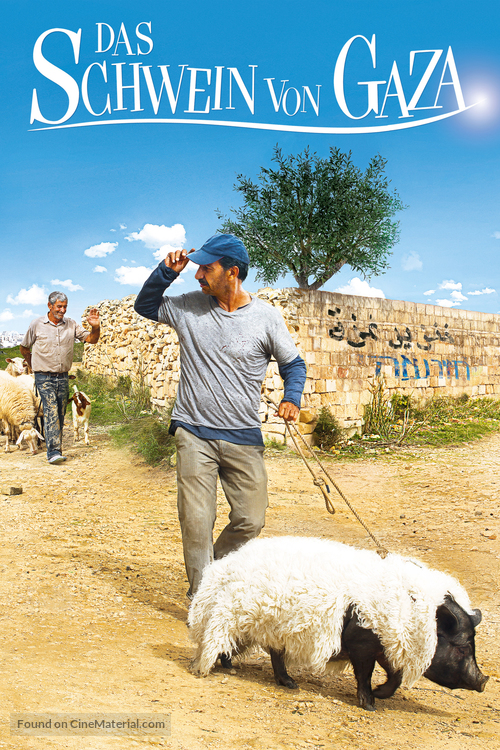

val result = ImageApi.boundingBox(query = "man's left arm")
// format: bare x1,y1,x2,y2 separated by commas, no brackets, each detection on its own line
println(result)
277,355,307,422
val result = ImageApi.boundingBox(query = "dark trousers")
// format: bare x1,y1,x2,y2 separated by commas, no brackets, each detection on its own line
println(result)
34,373,69,459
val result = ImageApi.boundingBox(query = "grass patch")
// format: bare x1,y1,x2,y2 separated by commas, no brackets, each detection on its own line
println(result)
346,378,500,457
264,436,287,451
71,369,176,467
112,414,176,467
72,369,151,424
412,395,500,447
73,342,85,362
0,345,23,370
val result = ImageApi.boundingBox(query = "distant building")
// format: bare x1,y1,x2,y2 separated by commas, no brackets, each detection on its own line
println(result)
0,330,24,348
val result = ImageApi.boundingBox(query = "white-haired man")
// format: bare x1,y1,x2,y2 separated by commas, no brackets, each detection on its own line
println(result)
20,292,100,464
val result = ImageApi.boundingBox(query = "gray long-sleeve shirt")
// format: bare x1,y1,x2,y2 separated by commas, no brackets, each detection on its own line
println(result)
135,263,306,432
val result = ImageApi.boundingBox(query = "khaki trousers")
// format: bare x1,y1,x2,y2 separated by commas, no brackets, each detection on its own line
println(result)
175,427,268,596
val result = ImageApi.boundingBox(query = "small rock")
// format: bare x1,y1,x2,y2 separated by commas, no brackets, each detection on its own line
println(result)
2,485,22,496
400,514,406,519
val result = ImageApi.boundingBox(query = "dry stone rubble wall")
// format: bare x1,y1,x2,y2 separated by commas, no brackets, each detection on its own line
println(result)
82,289,500,443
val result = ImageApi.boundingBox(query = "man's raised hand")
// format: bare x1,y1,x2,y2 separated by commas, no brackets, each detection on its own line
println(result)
165,248,194,274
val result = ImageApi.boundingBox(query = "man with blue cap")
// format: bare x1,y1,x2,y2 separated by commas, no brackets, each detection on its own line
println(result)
135,233,307,599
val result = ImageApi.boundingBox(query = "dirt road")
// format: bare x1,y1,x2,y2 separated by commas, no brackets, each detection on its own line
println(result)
0,425,499,749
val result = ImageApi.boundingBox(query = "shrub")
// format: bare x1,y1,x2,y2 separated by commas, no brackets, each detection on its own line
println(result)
313,406,343,450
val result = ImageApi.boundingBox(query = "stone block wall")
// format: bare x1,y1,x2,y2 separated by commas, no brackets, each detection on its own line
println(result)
82,288,500,443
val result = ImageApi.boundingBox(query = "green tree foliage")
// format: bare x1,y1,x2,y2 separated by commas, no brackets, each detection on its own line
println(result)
218,146,406,290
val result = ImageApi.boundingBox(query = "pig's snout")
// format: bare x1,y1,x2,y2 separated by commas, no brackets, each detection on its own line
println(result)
474,672,489,692
463,659,489,692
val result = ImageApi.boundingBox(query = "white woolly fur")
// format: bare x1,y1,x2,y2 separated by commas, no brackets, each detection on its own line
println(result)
0,375,37,451
188,536,474,688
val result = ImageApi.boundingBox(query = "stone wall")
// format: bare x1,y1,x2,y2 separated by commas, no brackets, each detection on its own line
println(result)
82,288,500,443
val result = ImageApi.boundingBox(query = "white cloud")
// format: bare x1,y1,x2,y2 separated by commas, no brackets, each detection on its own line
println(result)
153,244,187,262
120,223,127,230
439,279,462,291
84,241,118,258
110,228,116,232
93,265,107,273
436,298,460,308
423,289,435,296
0,309,32,322
114,266,153,286
450,290,467,302
334,277,385,298
401,252,422,271
51,278,84,292
126,223,186,250
492,231,500,239
469,287,495,295
7,284,47,306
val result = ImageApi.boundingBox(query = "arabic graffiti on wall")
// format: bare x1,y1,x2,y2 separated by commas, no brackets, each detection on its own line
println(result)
327,308,455,350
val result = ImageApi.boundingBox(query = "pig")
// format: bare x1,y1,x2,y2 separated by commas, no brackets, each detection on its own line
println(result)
188,536,488,711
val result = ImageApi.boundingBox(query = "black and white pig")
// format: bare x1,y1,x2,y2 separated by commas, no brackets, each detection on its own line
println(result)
188,536,488,711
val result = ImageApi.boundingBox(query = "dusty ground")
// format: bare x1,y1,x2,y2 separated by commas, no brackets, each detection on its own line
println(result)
0,420,499,750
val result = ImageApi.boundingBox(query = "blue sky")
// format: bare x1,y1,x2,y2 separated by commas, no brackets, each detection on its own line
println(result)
1,0,500,332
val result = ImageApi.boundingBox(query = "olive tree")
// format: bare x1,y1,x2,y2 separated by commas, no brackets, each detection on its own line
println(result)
218,146,406,290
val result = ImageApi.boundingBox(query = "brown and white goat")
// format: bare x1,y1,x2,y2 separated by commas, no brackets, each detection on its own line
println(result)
71,386,91,444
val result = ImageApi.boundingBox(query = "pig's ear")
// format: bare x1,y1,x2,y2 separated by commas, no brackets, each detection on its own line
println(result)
436,599,459,634
470,609,482,628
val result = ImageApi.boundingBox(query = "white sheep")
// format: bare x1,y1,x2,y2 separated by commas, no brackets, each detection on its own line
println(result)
71,386,91,444
16,374,43,416
189,536,485,707
0,376,42,453
5,357,29,376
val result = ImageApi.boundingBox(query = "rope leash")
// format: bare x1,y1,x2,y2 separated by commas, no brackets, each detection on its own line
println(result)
262,393,389,559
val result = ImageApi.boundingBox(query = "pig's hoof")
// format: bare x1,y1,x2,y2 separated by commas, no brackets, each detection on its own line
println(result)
358,696,376,711
218,653,233,669
277,676,298,689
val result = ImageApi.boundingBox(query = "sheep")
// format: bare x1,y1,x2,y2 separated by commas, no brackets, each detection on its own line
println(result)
5,357,29,376
16,374,43,417
71,385,91,444
188,536,487,710
0,371,43,445
16,427,45,453
0,376,41,453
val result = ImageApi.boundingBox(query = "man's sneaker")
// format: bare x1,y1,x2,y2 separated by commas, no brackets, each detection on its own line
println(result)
49,454,67,465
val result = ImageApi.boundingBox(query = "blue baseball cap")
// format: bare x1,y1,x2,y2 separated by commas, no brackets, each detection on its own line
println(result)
188,234,249,266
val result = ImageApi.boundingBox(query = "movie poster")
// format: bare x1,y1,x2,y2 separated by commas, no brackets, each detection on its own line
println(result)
2,3,499,746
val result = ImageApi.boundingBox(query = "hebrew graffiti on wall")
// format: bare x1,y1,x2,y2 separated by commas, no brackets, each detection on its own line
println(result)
328,308,455,351
369,355,470,381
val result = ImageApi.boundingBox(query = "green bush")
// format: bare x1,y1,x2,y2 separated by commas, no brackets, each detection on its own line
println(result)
313,406,343,450
363,377,395,439
390,392,414,420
